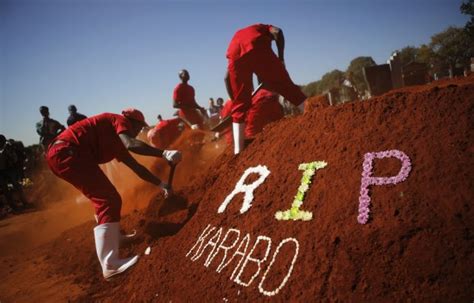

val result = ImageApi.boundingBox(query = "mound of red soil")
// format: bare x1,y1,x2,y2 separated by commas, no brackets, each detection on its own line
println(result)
34,76,474,301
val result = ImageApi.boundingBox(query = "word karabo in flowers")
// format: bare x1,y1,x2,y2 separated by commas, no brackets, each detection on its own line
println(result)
186,149,412,297
186,224,299,297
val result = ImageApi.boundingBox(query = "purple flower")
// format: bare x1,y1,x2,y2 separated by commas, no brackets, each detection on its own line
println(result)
358,149,412,224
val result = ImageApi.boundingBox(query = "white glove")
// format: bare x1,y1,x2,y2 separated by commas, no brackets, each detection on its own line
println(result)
214,132,220,139
191,124,199,130
159,182,171,198
162,150,182,164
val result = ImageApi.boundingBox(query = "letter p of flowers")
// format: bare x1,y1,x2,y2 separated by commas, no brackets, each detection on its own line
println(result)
275,161,327,221
358,150,412,224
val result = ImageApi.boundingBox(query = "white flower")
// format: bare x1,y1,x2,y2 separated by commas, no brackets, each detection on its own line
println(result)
298,163,308,170
314,161,328,169
301,211,313,221
292,199,303,208
275,211,283,220
298,183,309,193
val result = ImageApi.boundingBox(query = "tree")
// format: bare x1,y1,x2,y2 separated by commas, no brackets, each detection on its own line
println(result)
318,69,345,93
430,26,474,72
461,0,474,35
301,80,320,97
345,56,376,94
397,46,419,65
416,44,434,65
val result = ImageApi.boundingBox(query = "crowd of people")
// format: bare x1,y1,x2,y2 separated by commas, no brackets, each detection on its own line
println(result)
2,23,309,280
0,134,31,217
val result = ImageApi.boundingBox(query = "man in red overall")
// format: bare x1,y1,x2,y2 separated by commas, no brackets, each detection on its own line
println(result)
46,108,181,280
225,24,307,154
147,115,183,149
220,87,284,145
173,69,207,129
245,88,284,137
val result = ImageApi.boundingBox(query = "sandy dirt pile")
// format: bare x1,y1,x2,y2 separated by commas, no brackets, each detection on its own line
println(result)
1,76,473,302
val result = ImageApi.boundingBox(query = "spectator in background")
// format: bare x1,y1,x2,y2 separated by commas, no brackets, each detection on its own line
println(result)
215,98,224,115
8,139,26,181
207,98,219,117
36,106,65,151
67,104,87,126
0,135,28,213
0,134,13,214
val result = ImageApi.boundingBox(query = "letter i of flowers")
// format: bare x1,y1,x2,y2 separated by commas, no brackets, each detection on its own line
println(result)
275,161,327,221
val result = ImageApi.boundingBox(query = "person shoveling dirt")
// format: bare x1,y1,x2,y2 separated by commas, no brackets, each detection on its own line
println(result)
45,108,182,280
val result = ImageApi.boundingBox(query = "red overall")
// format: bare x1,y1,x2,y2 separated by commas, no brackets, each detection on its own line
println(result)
220,89,284,143
220,100,233,144
246,89,284,137
147,118,182,149
173,83,203,126
46,113,132,225
226,23,306,123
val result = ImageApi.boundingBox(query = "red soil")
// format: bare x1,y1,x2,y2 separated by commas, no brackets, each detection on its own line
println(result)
1,75,473,302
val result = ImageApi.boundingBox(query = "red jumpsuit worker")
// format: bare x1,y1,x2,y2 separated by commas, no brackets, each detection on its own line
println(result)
147,115,183,149
219,99,234,145
224,24,307,154
173,69,207,129
46,109,182,281
220,88,284,145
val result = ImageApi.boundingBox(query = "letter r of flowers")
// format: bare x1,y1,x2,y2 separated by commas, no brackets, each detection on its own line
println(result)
218,165,271,214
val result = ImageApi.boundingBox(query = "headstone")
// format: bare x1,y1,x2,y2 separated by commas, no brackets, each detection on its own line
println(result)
389,52,403,89
363,64,393,96
402,62,428,86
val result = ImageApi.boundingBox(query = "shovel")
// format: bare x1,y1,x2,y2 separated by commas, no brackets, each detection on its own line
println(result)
167,161,177,190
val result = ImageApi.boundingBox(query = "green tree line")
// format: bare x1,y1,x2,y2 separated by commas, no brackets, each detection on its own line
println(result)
301,0,474,98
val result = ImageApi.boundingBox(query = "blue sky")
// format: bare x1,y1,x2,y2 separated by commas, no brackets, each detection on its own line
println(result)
0,0,468,146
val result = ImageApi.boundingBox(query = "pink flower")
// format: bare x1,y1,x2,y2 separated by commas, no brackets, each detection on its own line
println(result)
358,150,412,224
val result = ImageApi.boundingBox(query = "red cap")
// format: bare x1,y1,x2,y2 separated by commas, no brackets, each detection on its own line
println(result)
122,108,148,126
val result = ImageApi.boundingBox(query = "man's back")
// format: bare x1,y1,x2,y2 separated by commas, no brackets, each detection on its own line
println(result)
226,23,273,60
57,113,131,164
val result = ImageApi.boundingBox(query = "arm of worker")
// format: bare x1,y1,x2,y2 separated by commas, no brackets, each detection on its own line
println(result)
119,133,182,163
270,26,285,62
121,152,163,186
224,70,234,100
120,152,170,196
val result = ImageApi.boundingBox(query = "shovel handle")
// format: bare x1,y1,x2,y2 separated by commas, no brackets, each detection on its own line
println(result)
167,162,177,188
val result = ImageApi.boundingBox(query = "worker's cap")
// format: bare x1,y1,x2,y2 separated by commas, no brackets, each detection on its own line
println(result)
122,108,148,127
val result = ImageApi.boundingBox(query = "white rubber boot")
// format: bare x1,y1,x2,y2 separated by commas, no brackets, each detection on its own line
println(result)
94,222,139,280
232,122,245,155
